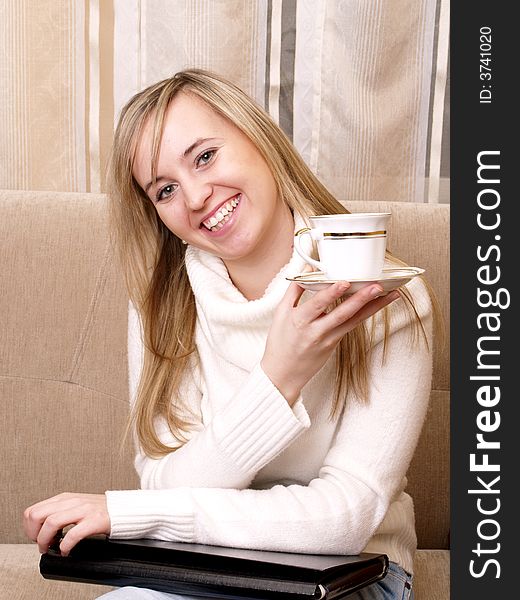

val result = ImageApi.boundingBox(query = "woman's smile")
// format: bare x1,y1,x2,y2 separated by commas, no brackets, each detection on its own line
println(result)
200,193,242,234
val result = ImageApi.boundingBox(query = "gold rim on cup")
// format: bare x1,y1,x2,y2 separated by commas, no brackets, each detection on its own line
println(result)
295,228,387,239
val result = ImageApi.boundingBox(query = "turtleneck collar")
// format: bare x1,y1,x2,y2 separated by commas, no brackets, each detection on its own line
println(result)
184,213,311,330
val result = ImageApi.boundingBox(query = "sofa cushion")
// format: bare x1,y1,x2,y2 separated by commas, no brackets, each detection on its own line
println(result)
0,378,139,544
413,549,450,599
0,544,115,599
0,190,139,544
407,390,450,550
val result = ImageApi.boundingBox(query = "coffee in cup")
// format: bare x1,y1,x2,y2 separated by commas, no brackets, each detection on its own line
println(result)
294,212,391,280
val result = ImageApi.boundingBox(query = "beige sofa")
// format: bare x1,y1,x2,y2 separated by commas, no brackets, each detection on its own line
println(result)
0,190,450,599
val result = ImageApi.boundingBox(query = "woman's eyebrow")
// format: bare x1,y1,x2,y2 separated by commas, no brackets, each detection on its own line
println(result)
182,137,222,157
144,176,166,195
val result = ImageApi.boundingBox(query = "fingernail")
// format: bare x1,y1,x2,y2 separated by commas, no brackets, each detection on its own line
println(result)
370,285,384,297
338,281,350,292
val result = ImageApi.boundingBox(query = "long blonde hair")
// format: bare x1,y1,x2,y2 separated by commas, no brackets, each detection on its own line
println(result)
108,69,428,458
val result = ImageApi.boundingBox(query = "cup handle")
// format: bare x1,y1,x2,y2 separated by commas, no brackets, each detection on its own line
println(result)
294,228,322,271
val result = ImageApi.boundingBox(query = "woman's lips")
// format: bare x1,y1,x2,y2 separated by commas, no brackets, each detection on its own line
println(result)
200,194,242,237
201,194,241,232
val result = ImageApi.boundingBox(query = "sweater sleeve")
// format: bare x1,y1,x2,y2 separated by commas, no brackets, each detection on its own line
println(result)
108,280,433,555
128,302,310,491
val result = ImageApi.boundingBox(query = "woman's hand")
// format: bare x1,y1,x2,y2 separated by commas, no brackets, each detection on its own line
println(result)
23,492,110,556
261,282,400,405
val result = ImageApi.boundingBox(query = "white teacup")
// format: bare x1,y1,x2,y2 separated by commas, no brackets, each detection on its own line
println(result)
294,212,391,280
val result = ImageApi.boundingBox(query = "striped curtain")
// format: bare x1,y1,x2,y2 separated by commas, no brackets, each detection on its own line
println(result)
0,0,449,203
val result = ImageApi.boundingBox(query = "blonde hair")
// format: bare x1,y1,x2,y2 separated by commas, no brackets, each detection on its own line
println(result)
108,69,429,458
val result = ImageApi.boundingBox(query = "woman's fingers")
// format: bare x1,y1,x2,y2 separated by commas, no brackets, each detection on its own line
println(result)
282,280,393,336
293,282,382,333
23,493,110,555
35,506,86,553
293,281,352,323
324,289,401,344
315,284,385,330
58,514,109,556
58,523,91,556
23,495,67,541
281,281,307,308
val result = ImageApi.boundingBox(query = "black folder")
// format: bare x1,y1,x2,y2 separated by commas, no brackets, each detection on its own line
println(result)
40,536,389,599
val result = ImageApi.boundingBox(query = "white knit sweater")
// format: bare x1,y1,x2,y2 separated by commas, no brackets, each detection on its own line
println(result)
106,232,433,576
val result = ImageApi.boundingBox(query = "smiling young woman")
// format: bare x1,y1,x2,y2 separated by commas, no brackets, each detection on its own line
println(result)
23,70,436,600
131,92,295,299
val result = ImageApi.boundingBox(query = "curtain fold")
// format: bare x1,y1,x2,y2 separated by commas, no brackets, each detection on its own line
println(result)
0,0,449,203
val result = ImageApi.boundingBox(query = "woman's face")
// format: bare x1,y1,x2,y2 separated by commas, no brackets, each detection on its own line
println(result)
132,92,292,267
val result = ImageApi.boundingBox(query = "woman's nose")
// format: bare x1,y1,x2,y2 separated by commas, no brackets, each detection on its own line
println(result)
183,179,213,211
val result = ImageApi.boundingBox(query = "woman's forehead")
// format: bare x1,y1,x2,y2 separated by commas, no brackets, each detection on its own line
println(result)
138,94,231,157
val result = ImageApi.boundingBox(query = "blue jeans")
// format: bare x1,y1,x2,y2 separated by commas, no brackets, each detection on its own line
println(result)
96,561,413,600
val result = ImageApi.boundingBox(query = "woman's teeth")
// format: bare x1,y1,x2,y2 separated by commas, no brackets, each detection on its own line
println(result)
203,195,241,231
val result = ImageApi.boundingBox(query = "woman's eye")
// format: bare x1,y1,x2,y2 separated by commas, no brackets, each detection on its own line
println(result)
156,184,176,203
196,149,215,167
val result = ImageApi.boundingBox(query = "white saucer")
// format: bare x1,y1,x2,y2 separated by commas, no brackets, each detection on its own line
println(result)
286,267,425,295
